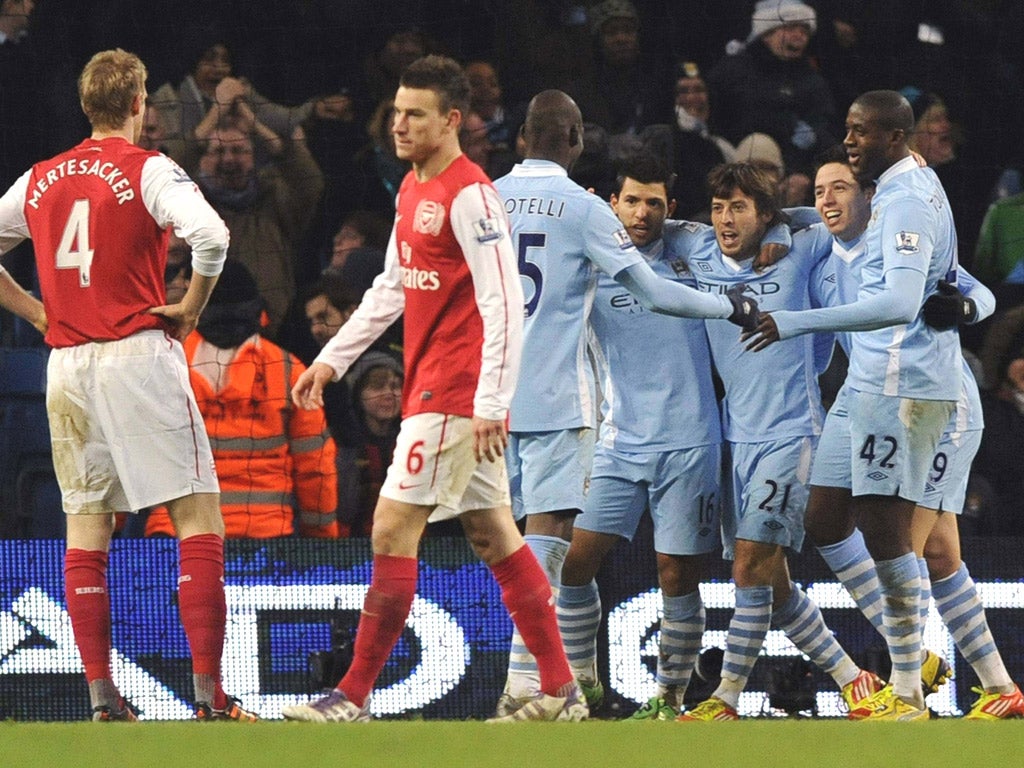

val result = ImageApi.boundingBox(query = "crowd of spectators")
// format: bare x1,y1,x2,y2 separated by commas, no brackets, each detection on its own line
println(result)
1,0,1023,537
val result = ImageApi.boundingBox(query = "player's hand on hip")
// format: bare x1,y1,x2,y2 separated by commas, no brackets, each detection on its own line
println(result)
148,302,200,342
292,362,335,410
472,415,508,463
742,312,780,351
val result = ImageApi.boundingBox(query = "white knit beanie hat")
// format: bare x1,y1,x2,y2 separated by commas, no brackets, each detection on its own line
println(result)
747,0,817,43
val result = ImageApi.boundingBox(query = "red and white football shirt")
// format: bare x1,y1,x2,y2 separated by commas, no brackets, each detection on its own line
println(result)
316,154,523,420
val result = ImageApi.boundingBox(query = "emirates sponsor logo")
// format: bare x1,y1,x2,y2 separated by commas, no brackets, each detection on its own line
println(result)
402,265,441,291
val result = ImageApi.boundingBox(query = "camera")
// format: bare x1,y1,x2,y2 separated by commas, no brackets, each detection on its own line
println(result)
307,598,357,692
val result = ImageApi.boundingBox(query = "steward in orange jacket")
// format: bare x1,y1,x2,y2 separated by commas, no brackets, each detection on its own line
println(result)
146,262,338,538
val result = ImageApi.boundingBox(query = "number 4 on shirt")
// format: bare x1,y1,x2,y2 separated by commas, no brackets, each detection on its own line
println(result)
56,198,94,287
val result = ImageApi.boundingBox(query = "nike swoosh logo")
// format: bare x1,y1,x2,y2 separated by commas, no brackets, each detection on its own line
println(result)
398,480,421,490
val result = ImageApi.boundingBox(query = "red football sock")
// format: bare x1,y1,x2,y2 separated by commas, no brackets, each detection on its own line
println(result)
491,545,573,695
178,533,227,707
64,548,112,683
338,554,418,707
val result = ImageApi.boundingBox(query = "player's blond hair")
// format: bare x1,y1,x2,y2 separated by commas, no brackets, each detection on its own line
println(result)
79,49,147,131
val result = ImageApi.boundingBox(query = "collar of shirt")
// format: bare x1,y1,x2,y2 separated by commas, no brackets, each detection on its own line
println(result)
833,232,865,264
510,158,568,177
637,237,665,264
876,154,919,188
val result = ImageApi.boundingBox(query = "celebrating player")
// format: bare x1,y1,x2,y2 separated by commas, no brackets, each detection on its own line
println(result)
793,149,1024,719
491,90,760,714
666,163,880,721
745,91,964,720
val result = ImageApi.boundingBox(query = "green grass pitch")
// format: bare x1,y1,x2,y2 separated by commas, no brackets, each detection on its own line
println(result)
2,720,1021,768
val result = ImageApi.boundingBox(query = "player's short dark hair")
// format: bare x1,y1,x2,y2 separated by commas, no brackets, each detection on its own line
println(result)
852,90,914,133
707,162,784,224
814,145,875,192
615,153,676,197
400,55,470,116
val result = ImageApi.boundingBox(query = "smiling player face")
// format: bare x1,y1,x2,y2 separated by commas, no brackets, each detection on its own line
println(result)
814,162,873,242
843,102,896,183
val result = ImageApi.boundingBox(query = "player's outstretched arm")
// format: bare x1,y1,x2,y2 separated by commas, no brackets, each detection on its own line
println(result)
291,362,337,411
745,267,925,349
615,262,733,319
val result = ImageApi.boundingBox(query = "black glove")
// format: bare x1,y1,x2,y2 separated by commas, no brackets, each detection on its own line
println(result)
922,280,977,330
726,284,761,332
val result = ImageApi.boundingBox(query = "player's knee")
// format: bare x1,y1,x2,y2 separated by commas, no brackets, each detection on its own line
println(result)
731,550,776,587
922,531,961,581
561,545,600,586
656,554,702,596
804,488,853,546
168,492,224,539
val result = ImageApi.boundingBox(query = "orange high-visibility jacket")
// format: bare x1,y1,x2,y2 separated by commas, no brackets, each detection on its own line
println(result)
146,333,338,538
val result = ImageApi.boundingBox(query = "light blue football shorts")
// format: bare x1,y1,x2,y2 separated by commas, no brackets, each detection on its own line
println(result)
847,389,955,504
575,443,721,556
507,428,594,520
919,428,982,514
722,436,816,559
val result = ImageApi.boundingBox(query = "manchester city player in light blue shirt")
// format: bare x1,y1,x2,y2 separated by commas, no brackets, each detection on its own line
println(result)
745,92,963,720
554,154,724,719
675,163,881,721
491,91,759,714
797,150,1024,720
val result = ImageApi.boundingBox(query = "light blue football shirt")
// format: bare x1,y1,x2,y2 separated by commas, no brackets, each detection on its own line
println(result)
774,156,962,400
494,159,645,432
588,235,721,452
821,232,985,433
675,221,834,442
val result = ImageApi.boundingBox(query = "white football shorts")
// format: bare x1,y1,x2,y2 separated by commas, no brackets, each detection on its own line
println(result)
47,330,219,515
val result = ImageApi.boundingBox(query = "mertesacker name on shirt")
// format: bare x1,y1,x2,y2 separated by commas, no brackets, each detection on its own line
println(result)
26,158,136,209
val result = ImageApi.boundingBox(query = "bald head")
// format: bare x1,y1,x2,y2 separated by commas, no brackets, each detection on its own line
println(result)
522,89,584,167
